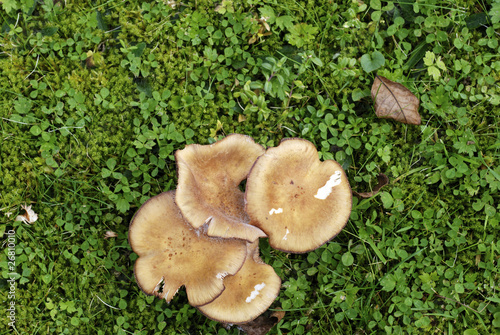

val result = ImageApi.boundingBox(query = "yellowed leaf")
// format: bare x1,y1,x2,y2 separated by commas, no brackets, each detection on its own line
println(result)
371,76,421,125
209,120,224,137
248,35,258,44
258,32,272,37
262,21,270,31
86,50,95,68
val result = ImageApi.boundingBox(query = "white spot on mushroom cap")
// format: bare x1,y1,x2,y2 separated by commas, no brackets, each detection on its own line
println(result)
269,208,283,215
314,171,342,200
282,228,290,240
245,282,266,303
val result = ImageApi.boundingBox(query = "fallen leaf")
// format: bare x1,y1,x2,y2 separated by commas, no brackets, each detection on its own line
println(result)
269,309,285,322
104,231,118,239
248,35,258,44
371,75,421,125
353,174,389,198
237,308,285,335
15,204,38,224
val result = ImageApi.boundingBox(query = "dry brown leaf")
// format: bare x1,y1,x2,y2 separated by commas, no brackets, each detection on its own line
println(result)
269,309,285,323
353,174,389,198
371,75,421,125
248,35,258,44
238,308,285,335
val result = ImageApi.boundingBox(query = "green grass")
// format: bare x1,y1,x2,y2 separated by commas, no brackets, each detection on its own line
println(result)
1,0,500,334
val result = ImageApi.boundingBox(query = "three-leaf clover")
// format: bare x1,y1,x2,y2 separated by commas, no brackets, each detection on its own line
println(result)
423,51,447,81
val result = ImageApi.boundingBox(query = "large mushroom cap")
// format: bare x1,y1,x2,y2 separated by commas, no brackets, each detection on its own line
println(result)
129,191,247,306
175,134,267,242
245,138,352,253
197,240,281,324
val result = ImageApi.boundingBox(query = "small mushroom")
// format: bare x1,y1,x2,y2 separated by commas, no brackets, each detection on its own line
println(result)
175,134,267,242
129,191,247,306
245,138,352,253
197,240,281,324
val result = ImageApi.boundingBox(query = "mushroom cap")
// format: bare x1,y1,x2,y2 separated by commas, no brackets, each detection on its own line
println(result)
245,138,352,253
175,134,267,242
197,240,281,324
129,191,247,306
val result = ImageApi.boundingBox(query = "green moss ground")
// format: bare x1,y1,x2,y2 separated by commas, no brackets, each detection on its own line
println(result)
1,0,499,334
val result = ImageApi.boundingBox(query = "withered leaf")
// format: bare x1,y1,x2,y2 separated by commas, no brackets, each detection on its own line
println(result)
238,309,285,335
353,174,389,198
104,231,118,239
86,50,95,68
15,204,38,224
371,75,421,125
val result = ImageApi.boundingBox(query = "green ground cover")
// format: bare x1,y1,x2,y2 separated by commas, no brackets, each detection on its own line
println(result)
1,0,499,334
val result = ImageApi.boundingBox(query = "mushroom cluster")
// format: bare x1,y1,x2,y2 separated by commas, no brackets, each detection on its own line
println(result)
129,134,352,325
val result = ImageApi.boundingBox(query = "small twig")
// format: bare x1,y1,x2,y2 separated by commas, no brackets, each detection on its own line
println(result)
14,13,20,30
47,126,84,133
236,98,245,111
269,105,296,109
392,35,407,57
268,71,276,82
430,287,489,314
150,41,160,53
95,294,121,310
2,117,30,125
105,26,122,34
280,125,297,134
48,126,83,145
24,54,40,80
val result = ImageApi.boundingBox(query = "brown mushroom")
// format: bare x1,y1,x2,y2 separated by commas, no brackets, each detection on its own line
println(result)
197,240,281,324
129,191,247,306
245,138,352,253
175,134,267,242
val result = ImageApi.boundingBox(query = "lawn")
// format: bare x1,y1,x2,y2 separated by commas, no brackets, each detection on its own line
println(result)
1,0,499,334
